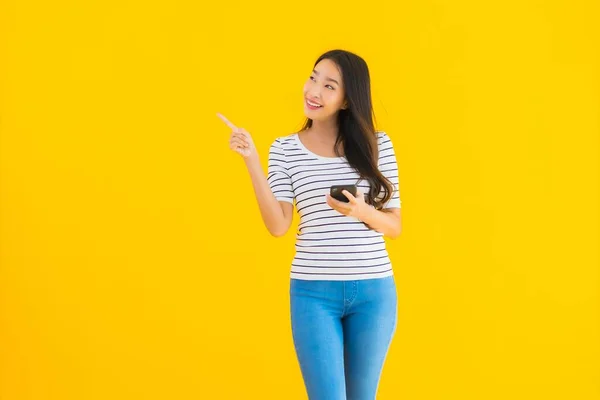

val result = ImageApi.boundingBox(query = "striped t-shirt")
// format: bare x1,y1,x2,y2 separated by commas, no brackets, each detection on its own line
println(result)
267,131,401,281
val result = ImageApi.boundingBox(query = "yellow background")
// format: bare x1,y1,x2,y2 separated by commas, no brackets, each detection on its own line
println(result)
1,0,599,399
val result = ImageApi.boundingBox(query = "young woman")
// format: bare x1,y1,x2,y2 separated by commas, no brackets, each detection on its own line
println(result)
218,49,402,400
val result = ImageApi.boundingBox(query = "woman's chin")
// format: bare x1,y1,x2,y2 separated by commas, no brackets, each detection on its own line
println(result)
303,109,327,121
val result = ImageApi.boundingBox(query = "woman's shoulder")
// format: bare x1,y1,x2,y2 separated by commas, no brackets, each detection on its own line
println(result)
375,130,389,139
276,132,298,142
375,130,393,146
269,132,298,152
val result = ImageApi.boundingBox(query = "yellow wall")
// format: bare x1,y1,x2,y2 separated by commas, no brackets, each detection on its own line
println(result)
1,0,598,399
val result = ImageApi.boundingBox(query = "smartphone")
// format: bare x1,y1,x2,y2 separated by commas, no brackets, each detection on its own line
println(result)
330,184,357,203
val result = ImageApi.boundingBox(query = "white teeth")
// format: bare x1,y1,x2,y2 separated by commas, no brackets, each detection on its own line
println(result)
307,100,322,107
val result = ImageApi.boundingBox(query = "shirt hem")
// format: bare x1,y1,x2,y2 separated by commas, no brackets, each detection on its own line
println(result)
290,269,394,281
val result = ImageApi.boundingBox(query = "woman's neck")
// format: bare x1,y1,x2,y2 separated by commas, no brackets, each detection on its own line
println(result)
307,118,339,141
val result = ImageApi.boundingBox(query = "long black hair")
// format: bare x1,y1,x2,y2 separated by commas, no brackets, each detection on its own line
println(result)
300,49,394,209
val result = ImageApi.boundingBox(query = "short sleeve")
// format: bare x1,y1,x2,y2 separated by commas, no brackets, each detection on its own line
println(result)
267,138,295,204
377,132,401,209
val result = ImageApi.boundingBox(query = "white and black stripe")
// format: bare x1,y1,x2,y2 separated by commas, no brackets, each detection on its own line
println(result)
267,131,401,281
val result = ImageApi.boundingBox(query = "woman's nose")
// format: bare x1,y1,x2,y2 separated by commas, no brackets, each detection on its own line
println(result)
308,91,321,101
308,87,321,99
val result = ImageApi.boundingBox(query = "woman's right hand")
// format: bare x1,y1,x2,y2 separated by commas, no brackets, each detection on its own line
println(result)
217,112,257,159
216,114,292,237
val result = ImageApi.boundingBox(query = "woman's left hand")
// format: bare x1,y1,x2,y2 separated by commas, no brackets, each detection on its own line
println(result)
326,188,372,221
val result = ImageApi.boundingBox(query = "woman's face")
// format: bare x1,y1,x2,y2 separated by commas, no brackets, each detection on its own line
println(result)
303,58,347,122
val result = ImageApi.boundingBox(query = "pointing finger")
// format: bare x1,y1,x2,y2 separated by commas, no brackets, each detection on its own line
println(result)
216,112,238,130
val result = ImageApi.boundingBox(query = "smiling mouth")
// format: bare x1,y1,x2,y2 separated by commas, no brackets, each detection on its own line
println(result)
306,99,323,109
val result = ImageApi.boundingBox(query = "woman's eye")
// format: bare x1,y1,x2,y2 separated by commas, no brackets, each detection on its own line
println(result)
309,75,334,89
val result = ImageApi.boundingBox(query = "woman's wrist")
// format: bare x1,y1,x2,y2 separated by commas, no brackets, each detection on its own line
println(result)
243,151,261,170
358,203,376,223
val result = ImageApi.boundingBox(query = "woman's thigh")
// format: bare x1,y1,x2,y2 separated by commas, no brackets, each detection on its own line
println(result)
342,276,398,400
290,279,346,400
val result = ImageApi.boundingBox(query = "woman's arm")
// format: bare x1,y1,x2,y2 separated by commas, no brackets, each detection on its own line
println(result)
361,207,402,239
244,153,294,237
326,191,402,239
216,113,293,237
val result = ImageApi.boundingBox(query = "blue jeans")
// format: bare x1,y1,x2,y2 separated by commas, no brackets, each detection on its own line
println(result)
290,276,398,400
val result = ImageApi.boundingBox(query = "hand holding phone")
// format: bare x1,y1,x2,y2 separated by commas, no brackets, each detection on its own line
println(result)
330,184,358,203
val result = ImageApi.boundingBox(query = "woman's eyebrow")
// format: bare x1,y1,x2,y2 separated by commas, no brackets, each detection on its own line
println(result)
313,69,339,85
